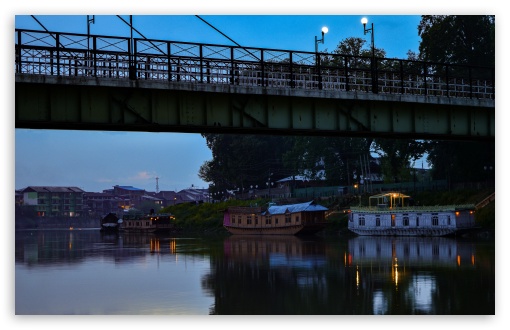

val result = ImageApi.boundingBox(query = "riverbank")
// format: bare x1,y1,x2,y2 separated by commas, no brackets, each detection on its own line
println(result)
15,188,495,237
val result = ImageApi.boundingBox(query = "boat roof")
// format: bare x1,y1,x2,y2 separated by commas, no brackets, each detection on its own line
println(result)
369,192,411,199
264,201,328,215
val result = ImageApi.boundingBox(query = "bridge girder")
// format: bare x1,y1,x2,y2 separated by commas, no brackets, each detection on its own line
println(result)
15,75,495,141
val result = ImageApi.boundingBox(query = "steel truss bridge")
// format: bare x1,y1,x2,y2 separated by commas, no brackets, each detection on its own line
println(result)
15,29,495,140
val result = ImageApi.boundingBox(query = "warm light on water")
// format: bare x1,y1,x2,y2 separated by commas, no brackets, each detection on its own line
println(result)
15,229,495,315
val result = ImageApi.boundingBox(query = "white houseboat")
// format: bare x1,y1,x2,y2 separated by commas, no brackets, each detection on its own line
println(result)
223,201,328,235
348,192,476,236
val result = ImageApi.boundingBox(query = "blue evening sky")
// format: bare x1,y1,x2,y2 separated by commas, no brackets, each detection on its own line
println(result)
8,2,502,194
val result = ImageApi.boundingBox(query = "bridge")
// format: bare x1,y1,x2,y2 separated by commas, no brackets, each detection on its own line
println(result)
15,29,495,140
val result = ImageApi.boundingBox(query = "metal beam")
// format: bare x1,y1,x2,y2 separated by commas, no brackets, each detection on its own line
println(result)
15,74,495,141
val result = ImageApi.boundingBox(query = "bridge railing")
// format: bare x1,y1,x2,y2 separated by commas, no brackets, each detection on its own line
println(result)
15,29,495,100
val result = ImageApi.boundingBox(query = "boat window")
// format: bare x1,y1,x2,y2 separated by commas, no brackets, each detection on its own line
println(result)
432,215,439,226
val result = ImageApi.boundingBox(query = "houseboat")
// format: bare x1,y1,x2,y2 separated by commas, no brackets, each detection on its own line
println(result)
348,192,476,236
223,201,328,235
122,211,177,233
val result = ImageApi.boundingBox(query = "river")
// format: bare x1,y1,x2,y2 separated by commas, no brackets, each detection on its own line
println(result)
14,229,495,315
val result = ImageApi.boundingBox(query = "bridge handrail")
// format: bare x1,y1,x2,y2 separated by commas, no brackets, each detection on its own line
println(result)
15,28,495,100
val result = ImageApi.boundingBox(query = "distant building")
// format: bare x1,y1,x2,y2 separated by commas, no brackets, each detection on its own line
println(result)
83,192,126,217
21,186,85,217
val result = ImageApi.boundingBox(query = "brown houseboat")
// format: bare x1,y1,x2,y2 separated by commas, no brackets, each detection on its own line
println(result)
223,201,328,235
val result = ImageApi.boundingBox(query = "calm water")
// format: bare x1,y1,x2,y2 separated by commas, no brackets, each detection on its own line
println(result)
15,229,495,315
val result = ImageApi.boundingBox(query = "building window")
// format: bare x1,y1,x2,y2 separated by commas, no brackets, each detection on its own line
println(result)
447,215,451,225
391,214,396,227
403,216,409,226
255,216,258,225
416,217,420,226
358,216,365,226
432,215,439,226
247,215,252,225
285,214,291,223
275,217,279,225
376,216,380,226
296,216,300,223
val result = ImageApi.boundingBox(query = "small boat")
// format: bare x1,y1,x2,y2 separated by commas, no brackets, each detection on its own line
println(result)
100,212,121,233
347,192,476,236
223,201,328,235
122,211,177,233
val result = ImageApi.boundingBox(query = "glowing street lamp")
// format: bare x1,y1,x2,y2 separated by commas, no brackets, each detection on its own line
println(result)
315,26,329,53
361,17,377,93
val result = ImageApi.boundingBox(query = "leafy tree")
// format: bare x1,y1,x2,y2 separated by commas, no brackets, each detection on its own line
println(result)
372,139,427,183
418,15,495,185
418,15,495,67
199,134,292,194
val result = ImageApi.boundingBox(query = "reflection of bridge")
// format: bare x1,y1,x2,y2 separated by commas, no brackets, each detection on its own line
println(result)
15,29,495,140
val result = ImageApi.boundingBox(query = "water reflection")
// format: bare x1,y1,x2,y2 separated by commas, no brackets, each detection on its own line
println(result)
15,230,494,315
346,236,492,315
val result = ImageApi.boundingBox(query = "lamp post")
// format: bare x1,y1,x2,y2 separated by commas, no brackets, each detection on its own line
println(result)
315,26,329,53
361,17,377,94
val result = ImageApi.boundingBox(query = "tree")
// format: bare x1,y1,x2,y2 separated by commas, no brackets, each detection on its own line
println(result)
372,139,427,183
418,16,495,185
418,15,495,67
199,134,292,194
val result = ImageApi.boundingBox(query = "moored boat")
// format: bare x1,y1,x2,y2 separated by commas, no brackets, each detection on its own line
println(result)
348,192,476,237
223,201,328,235
122,211,177,233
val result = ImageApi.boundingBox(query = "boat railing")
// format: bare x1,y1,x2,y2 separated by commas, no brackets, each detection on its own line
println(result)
350,204,475,213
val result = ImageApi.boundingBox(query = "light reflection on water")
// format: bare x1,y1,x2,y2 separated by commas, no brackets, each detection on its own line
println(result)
15,229,495,315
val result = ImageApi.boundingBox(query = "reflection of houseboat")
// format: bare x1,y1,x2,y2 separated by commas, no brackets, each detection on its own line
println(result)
223,201,328,235
122,212,177,233
348,192,476,236
346,236,475,267
100,213,121,232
